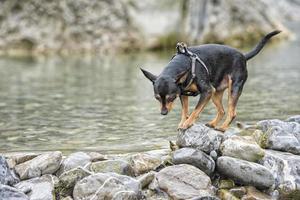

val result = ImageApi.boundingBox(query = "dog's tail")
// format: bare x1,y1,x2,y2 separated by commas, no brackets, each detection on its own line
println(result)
244,30,281,60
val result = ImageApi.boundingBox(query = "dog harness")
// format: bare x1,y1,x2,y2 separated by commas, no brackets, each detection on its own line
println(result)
175,42,210,96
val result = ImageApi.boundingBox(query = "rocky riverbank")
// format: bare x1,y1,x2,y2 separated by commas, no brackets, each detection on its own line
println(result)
1,115,300,200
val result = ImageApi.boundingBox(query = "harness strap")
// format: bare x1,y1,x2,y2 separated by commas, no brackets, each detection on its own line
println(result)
175,43,210,94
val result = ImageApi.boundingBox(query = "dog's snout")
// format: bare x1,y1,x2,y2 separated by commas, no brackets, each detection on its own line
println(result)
161,108,168,115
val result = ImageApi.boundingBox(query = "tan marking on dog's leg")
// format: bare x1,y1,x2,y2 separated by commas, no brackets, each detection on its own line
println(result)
182,92,212,129
207,89,225,128
218,77,237,131
178,95,189,129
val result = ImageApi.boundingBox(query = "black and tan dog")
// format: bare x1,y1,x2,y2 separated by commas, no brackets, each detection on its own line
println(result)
141,30,280,131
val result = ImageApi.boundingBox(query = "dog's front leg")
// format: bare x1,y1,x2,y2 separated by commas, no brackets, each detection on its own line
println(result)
182,90,212,129
178,95,189,129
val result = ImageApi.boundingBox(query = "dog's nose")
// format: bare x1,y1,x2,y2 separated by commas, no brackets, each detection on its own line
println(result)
161,109,168,115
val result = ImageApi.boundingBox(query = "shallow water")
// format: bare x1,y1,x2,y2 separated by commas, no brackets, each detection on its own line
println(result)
0,34,299,154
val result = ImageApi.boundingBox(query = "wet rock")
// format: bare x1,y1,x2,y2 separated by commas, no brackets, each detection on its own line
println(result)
57,152,91,176
242,186,272,200
14,174,58,200
15,151,62,180
217,156,274,189
137,171,156,189
286,115,300,124
3,152,39,168
129,153,161,175
177,123,224,154
90,159,135,176
259,150,300,199
0,156,19,185
0,183,29,200
257,119,300,138
73,172,142,200
229,187,247,198
218,189,239,200
172,147,215,175
220,136,265,162
152,164,216,199
61,196,73,200
218,179,235,189
86,152,107,162
257,126,300,155
55,167,91,198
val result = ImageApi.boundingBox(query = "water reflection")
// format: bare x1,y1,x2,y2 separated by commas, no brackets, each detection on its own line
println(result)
0,40,299,154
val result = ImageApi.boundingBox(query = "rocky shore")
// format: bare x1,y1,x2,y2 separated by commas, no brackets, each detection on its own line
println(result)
1,115,300,200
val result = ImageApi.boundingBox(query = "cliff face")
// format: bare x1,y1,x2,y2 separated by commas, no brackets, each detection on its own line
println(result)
0,0,140,55
0,0,299,54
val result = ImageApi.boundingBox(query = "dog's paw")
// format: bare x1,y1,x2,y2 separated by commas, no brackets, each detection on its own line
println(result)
214,127,226,132
205,123,215,128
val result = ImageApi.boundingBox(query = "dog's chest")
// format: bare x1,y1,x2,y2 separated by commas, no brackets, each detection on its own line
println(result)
184,83,198,92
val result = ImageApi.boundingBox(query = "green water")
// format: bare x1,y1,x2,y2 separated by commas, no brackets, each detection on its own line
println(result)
0,36,299,154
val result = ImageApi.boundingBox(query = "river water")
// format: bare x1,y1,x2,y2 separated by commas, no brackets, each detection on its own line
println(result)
0,32,299,154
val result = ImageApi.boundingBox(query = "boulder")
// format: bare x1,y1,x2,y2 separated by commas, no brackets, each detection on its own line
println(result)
129,153,161,175
86,152,107,162
14,174,58,200
0,155,19,185
73,172,142,200
90,159,135,176
257,119,300,139
0,184,29,200
255,126,300,155
177,123,224,154
152,164,216,199
217,156,274,189
220,136,265,162
3,152,39,168
259,150,300,199
137,171,156,189
15,151,62,180
55,167,92,198
286,115,300,124
172,147,215,175
57,152,91,176
242,186,272,200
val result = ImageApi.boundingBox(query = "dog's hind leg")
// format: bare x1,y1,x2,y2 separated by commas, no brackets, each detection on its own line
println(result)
178,95,189,129
218,76,246,132
206,89,225,128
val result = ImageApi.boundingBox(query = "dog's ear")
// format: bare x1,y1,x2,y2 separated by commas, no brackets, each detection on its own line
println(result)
140,68,157,83
176,70,189,84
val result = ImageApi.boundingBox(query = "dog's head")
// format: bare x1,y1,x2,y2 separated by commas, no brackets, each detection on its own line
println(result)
140,68,188,115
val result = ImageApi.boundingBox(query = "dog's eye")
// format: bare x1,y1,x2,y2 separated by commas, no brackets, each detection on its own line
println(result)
155,95,161,100
168,96,176,102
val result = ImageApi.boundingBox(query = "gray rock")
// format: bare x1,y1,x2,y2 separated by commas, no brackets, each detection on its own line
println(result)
3,152,39,168
86,152,107,162
265,126,300,154
129,153,161,176
257,119,300,138
137,171,156,189
172,147,215,175
15,151,62,180
90,159,135,176
57,152,91,176
0,183,29,200
259,150,300,199
14,174,58,200
177,123,224,154
0,155,19,185
55,167,92,198
73,172,142,200
286,115,300,124
217,156,274,189
220,136,265,162
153,164,216,199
